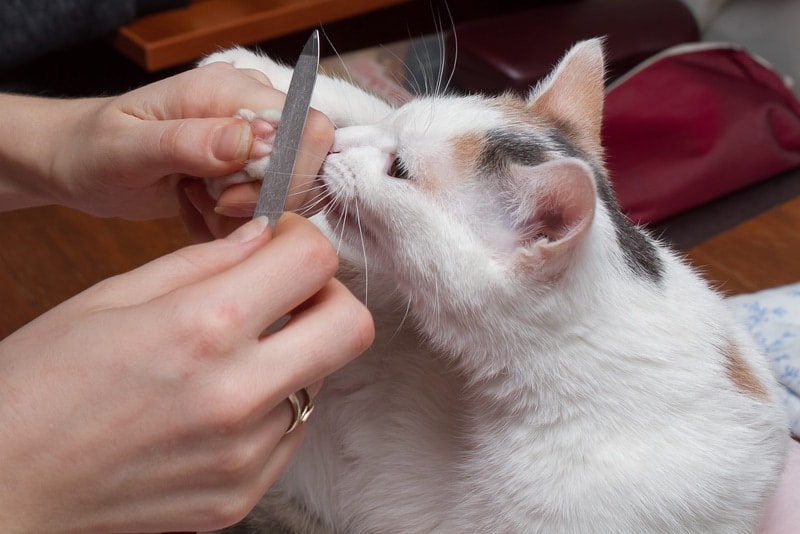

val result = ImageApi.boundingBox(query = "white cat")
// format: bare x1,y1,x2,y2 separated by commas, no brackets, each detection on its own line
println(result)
201,40,788,533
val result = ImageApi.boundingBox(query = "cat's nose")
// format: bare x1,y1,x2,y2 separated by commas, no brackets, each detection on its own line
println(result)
332,125,394,153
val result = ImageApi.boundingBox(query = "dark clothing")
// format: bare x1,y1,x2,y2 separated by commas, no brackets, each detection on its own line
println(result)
0,0,188,71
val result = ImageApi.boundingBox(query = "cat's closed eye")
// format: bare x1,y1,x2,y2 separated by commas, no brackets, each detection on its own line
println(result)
388,156,411,180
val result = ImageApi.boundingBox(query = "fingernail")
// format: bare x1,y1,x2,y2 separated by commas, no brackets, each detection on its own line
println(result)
227,215,269,243
214,203,255,218
251,139,272,159
212,122,252,162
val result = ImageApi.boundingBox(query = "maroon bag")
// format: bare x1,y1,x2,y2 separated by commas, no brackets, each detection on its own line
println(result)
603,43,800,224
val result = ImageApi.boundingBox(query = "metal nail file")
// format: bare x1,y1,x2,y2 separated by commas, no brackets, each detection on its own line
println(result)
253,30,320,230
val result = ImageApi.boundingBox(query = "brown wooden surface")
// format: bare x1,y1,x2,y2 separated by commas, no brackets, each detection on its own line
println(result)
685,196,800,296
0,207,190,339
114,0,413,71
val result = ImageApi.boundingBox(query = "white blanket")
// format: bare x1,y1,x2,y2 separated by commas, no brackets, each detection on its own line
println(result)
727,282,800,437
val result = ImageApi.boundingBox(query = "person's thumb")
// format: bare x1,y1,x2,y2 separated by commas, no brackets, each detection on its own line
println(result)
133,116,254,179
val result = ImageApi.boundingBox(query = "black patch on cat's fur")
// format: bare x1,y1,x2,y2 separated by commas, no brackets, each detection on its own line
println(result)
481,129,547,170
481,128,664,283
545,131,664,283
595,178,665,282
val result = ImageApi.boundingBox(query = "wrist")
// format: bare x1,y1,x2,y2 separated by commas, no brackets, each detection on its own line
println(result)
0,93,100,212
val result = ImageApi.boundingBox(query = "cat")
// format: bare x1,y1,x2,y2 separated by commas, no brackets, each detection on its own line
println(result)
200,39,789,533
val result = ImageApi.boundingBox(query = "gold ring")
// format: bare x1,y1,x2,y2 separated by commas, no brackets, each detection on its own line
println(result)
285,387,315,434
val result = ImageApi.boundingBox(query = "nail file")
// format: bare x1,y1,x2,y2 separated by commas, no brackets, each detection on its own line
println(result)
253,30,320,230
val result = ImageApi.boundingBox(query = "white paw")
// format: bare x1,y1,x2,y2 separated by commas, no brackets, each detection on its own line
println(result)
199,47,264,70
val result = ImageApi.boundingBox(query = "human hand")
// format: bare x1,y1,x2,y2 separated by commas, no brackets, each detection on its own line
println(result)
32,62,332,220
0,214,373,533
178,102,333,241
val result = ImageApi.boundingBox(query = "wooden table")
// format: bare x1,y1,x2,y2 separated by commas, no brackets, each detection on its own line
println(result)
114,0,413,71
0,208,190,339
685,196,800,295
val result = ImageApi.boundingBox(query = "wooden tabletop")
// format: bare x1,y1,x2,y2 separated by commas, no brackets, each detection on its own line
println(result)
685,196,800,296
114,0,413,71
0,207,190,339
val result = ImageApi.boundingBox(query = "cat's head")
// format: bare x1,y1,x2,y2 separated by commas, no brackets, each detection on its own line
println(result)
319,39,657,336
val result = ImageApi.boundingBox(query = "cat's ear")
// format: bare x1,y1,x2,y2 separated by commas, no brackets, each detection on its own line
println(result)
511,157,596,276
528,39,606,158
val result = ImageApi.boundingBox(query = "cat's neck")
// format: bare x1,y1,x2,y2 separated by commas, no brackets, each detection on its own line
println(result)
394,215,678,407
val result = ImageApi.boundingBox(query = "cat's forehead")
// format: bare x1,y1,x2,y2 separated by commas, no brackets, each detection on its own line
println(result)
389,95,570,171
390,95,558,153
390,96,509,139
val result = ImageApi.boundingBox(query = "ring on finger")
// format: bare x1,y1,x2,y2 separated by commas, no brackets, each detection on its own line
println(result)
285,387,315,434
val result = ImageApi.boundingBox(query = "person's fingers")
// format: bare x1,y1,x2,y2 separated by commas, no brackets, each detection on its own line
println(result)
285,110,334,214
212,109,334,218
214,181,261,218
240,277,374,400
178,179,216,243
196,424,305,532
84,215,272,310
109,63,302,180
122,62,278,121
237,67,273,87
251,422,305,498
187,62,286,116
124,116,255,178
104,200,338,323
182,179,249,239
182,213,340,338
111,407,304,533
269,379,323,436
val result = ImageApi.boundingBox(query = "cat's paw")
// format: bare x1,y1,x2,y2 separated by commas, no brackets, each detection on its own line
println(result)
199,46,294,93
199,46,266,70
205,108,281,199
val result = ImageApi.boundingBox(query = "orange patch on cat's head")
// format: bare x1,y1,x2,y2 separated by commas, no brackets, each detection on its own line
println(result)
451,131,485,173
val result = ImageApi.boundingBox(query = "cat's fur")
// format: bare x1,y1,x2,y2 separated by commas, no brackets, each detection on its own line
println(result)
201,40,788,533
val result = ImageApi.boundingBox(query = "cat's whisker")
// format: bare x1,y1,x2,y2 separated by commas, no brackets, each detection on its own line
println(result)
376,42,423,97
387,295,413,345
287,180,328,202
296,184,330,206
440,4,458,96
295,188,332,218
433,276,442,326
329,199,349,256
413,37,432,96
321,26,357,89
353,198,369,309
320,27,380,127
429,5,446,96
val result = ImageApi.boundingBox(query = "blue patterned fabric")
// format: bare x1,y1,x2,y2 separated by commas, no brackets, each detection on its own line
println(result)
727,282,800,437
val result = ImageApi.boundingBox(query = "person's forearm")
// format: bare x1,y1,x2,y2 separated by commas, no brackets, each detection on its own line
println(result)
0,93,98,212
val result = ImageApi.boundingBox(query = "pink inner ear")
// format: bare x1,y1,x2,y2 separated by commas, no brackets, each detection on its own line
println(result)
528,39,606,159
516,158,596,251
